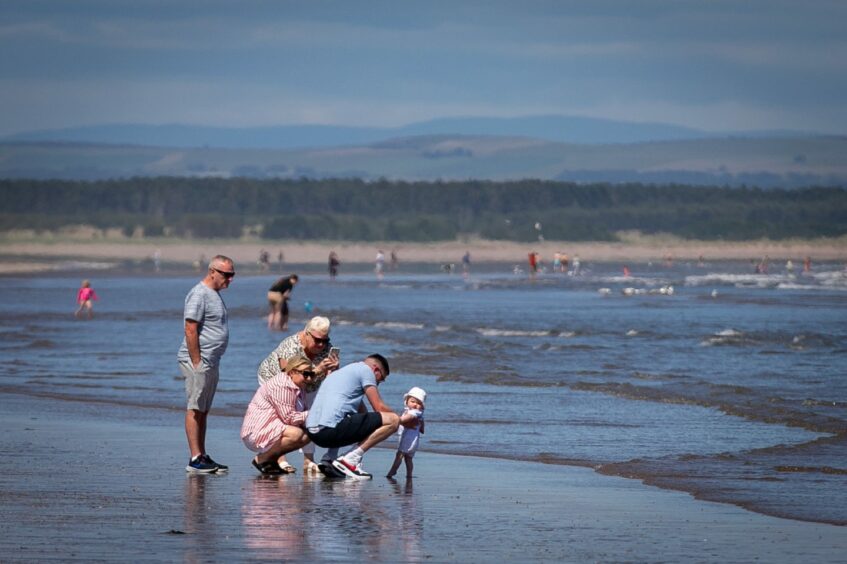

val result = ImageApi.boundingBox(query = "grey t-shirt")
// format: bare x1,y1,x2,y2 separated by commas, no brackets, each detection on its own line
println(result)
305,362,376,429
177,282,229,366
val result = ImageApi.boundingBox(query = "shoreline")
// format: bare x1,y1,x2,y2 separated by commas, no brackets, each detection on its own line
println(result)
2,235,845,275
1,390,844,561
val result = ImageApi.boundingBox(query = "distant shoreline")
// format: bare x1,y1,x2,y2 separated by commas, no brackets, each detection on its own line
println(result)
1,234,845,275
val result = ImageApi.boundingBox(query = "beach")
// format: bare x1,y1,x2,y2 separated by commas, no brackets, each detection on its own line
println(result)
1,233,846,275
1,391,845,562
1,246,845,562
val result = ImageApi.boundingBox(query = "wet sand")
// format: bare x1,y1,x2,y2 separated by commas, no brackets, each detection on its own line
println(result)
1,391,844,562
1,235,846,275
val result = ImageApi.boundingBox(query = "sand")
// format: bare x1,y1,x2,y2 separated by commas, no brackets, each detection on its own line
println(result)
0,391,844,562
1,233,846,275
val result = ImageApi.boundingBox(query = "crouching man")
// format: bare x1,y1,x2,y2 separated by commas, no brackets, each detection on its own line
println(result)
241,355,315,475
305,354,398,479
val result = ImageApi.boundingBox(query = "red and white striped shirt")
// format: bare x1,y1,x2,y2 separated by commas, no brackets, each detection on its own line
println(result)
240,372,307,452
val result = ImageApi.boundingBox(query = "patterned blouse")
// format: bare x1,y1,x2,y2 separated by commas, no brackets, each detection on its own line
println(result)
256,332,332,393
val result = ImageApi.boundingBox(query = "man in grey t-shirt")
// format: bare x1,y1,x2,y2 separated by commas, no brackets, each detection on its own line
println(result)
178,254,235,473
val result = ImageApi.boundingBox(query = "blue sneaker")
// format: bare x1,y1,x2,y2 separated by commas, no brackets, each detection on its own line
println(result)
202,454,228,472
186,454,217,474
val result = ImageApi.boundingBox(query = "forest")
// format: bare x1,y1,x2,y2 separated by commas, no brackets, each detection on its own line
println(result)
1,177,845,242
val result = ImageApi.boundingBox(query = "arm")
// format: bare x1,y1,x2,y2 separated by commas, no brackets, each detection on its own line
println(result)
399,409,423,429
271,385,308,427
184,319,201,368
364,385,394,414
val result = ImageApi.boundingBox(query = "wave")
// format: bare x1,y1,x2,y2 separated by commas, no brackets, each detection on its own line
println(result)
476,328,552,337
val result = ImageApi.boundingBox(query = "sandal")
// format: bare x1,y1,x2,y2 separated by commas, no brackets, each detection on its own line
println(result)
252,458,283,475
278,461,297,474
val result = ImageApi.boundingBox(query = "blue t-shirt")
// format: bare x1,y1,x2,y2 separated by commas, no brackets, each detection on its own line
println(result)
177,282,229,366
306,362,376,429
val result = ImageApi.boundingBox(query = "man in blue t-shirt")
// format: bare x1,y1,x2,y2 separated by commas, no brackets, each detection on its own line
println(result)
306,354,398,479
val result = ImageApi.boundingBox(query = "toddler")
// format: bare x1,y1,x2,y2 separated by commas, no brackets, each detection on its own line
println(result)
387,386,426,479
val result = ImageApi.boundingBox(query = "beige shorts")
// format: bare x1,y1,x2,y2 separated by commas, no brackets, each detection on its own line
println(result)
180,360,219,412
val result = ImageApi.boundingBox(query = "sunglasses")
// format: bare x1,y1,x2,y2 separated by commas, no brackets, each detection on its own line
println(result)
301,370,316,379
309,332,330,344
212,267,236,279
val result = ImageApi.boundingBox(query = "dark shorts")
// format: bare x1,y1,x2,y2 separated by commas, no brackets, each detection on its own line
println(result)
307,412,383,449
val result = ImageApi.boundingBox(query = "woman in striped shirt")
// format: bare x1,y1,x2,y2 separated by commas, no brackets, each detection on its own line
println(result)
241,355,316,475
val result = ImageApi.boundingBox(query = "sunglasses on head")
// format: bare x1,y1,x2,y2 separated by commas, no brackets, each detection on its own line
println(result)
212,267,235,279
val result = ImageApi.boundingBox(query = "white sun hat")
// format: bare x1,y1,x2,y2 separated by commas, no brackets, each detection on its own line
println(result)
403,386,426,408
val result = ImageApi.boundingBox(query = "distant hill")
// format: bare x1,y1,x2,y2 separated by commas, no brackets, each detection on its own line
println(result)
0,114,799,149
1,134,844,188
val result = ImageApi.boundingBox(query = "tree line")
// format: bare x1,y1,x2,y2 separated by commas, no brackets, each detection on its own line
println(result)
1,177,845,241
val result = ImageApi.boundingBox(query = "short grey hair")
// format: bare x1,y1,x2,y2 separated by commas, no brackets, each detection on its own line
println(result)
304,316,331,335
208,254,234,269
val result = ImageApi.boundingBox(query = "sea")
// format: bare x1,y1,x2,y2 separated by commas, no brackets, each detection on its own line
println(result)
1,258,845,526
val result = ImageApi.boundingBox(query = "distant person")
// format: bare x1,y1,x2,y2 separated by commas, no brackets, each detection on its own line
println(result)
390,249,399,271
386,387,427,480
178,255,235,473
305,354,398,479
258,249,270,273
786,259,795,274
623,265,631,277
552,252,561,273
277,250,285,273
74,279,99,319
528,252,537,275
328,251,340,280
241,355,314,475
375,250,386,280
462,251,471,276
803,256,812,273
571,254,581,276
561,253,569,273
267,274,299,331
152,249,162,272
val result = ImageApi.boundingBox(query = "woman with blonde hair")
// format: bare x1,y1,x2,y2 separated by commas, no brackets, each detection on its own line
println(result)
256,316,340,472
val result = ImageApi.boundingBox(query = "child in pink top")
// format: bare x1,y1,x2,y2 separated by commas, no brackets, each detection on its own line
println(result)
75,279,99,319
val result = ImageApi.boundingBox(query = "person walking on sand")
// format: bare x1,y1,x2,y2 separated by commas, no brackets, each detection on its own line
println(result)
375,250,386,280
241,355,315,475
386,387,427,480
267,274,298,331
305,354,398,479
177,255,235,474
328,251,340,280
74,279,99,319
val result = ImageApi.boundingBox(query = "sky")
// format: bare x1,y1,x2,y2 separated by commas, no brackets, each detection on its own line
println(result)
1,0,845,136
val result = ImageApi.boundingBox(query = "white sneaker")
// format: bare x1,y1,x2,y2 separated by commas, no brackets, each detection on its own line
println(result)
331,457,373,480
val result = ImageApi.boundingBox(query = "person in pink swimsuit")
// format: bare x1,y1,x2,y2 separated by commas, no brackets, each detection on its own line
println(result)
75,279,99,319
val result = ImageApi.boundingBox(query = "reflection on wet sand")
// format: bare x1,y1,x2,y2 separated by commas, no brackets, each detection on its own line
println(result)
183,474,228,564
388,477,423,561
241,476,312,555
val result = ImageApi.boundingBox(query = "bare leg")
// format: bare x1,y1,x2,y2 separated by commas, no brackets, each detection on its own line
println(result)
356,412,400,453
387,451,403,478
258,427,309,465
403,454,414,478
185,409,208,458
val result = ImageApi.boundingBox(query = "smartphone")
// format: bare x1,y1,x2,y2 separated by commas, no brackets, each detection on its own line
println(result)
329,347,340,358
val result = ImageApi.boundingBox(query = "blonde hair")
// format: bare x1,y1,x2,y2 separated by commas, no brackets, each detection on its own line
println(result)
304,316,331,335
81,279,90,288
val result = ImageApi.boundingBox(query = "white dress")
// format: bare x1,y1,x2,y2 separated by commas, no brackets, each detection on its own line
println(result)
397,408,423,456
